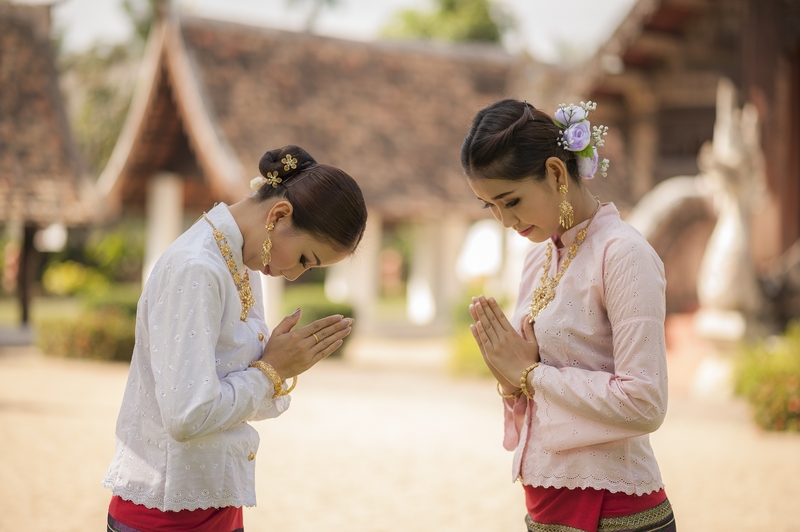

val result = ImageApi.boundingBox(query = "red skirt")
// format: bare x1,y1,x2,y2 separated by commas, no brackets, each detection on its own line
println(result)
524,485,675,532
107,496,244,532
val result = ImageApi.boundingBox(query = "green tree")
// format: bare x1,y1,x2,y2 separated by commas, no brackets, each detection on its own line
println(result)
382,0,510,43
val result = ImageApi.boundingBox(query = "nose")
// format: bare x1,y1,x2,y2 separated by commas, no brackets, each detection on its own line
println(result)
283,264,306,282
497,209,517,229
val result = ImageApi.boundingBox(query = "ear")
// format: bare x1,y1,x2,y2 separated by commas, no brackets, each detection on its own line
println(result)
267,200,294,226
544,157,569,190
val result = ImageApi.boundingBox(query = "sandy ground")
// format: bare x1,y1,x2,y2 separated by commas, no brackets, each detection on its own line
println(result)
1,315,800,532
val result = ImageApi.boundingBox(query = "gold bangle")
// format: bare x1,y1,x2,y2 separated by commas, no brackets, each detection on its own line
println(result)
282,375,298,395
249,361,283,398
520,362,539,400
496,382,521,399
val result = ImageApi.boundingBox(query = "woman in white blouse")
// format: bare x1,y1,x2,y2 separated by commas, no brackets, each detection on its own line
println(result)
103,145,367,532
461,100,676,531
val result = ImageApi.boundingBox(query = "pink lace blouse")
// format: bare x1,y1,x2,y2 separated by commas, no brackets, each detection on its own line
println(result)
504,202,668,495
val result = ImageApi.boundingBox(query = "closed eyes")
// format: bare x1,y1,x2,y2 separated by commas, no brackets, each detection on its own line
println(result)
482,198,520,209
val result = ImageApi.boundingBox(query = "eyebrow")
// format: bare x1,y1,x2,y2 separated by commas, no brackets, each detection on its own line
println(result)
476,190,516,202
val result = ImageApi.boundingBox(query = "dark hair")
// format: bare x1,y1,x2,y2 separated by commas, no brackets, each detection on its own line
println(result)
255,145,367,253
461,99,581,184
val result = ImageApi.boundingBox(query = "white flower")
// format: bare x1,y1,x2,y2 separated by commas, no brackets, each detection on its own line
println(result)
250,176,267,192
555,104,587,127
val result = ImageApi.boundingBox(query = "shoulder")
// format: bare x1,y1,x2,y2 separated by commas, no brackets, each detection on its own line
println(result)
147,223,227,288
595,209,663,273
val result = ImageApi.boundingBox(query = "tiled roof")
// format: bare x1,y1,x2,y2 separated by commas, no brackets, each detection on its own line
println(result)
179,16,516,219
0,3,97,225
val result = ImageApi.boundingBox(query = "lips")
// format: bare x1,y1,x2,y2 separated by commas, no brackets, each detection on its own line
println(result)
517,226,533,237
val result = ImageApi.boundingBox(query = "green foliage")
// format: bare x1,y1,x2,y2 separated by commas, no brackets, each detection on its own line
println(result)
85,224,145,282
382,0,510,43
35,284,140,361
36,307,136,362
283,283,355,357
734,323,800,432
42,260,110,296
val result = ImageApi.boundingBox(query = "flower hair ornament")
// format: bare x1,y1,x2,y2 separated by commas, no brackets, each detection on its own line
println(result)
250,153,300,193
553,101,610,179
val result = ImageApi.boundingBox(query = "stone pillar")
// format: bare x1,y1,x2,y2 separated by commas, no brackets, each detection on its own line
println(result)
325,211,382,333
406,216,469,330
142,172,183,284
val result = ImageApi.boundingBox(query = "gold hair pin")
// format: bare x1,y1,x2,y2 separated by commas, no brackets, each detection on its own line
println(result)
282,154,297,171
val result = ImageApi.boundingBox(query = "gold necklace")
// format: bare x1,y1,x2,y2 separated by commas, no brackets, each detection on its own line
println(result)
528,199,601,323
203,214,255,322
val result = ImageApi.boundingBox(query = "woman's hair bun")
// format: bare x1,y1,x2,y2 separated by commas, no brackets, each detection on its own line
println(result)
258,145,317,181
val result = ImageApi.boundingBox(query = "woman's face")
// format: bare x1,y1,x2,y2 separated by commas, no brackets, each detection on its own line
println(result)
242,217,349,281
468,174,560,243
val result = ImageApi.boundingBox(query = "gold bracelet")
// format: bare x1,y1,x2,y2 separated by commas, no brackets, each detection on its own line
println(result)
520,362,539,400
496,382,522,399
282,375,298,395
249,361,284,398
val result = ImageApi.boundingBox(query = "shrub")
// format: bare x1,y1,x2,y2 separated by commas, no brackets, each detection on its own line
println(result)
283,283,355,357
734,322,800,432
36,283,140,362
450,326,492,377
42,260,110,296
37,307,136,362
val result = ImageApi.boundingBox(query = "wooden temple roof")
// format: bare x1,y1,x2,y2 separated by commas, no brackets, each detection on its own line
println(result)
0,3,98,226
98,14,520,221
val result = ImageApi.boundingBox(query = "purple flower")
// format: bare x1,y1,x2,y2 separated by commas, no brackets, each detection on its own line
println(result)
555,104,586,127
562,122,592,152
577,147,599,178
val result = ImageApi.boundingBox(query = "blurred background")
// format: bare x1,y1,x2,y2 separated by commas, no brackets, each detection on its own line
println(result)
1,0,800,530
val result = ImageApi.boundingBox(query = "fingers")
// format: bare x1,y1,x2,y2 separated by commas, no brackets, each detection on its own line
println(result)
272,308,302,335
306,317,352,348
472,299,499,346
473,295,508,335
485,297,513,333
469,324,487,357
297,314,345,337
311,319,353,360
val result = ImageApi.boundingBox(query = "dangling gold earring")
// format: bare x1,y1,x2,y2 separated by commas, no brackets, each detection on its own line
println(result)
261,222,274,267
558,184,574,229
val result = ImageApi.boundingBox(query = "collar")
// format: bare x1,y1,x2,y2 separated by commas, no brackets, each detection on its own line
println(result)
551,201,616,249
204,203,247,272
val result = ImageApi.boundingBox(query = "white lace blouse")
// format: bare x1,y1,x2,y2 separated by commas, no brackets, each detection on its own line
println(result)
102,203,290,512
503,202,668,495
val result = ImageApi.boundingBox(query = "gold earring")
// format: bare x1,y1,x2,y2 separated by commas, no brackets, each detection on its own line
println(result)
261,222,274,267
558,184,574,229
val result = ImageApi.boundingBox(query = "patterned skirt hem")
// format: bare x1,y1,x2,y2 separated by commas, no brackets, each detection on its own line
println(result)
525,499,675,532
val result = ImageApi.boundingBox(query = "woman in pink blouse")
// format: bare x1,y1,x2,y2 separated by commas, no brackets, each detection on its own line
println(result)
461,99,676,531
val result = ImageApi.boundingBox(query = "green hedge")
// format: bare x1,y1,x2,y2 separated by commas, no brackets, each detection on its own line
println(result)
37,307,136,362
36,284,140,362
734,323,800,432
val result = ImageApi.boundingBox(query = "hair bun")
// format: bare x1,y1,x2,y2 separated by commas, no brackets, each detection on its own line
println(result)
258,145,317,181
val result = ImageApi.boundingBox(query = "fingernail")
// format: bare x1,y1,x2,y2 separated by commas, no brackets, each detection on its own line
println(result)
345,318,354,326
292,308,301,315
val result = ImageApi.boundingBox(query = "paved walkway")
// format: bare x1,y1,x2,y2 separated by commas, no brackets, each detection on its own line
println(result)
1,315,799,531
